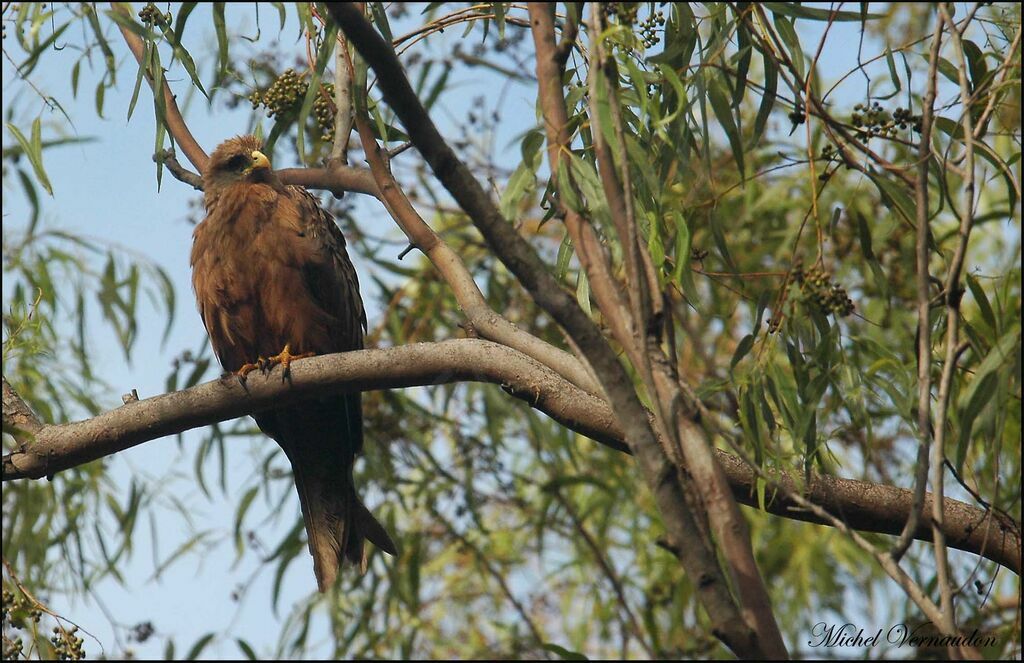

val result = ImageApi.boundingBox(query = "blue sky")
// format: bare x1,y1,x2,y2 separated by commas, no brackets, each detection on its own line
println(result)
3,3,1009,659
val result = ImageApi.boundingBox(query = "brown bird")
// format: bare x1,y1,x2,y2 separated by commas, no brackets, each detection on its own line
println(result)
191,135,396,590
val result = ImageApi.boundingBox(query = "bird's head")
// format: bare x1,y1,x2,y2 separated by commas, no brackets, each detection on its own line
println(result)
203,135,277,195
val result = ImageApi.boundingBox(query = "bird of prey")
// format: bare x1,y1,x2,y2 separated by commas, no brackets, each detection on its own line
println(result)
191,135,396,591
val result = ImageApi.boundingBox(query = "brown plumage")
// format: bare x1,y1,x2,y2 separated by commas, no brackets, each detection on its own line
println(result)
191,135,396,591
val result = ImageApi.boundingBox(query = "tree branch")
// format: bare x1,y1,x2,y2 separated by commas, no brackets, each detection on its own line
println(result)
893,6,944,563
2,342,1017,575
2,340,625,482
349,59,602,397
110,3,382,199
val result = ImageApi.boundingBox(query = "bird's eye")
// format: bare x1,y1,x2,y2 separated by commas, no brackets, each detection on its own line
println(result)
226,154,248,171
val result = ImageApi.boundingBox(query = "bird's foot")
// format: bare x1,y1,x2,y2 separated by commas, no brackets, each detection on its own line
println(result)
235,356,268,383
265,343,315,381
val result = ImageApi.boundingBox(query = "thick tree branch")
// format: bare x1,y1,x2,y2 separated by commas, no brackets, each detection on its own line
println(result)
2,343,1017,575
274,165,380,197
2,340,625,482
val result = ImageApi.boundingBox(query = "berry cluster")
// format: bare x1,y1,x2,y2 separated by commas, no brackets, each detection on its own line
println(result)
50,626,85,661
138,2,170,27
851,102,922,137
794,264,855,317
601,4,666,48
3,586,41,659
602,3,640,26
248,69,337,142
892,106,923,132
638,10,666,48
312,82,337,142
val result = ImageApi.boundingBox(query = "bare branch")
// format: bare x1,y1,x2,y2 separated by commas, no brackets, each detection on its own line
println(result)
929,2,983,642
329,32,354,166
154,149,203,190
893,9,945,562
3,343,1017,575
275,164,380,197
2,340,626,482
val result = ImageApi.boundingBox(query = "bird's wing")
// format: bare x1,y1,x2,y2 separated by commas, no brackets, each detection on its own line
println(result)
283,185,366,350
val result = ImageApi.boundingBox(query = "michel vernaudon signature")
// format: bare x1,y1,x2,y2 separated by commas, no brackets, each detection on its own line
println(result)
807,622,999,649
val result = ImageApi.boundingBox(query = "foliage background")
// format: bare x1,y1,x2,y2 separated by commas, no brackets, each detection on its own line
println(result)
2,2,1020,659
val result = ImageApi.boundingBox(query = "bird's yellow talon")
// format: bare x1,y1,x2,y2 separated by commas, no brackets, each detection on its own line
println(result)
264,344,315,380
236,361,260,380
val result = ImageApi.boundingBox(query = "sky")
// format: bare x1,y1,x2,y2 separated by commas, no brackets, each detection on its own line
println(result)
2,3,1012,660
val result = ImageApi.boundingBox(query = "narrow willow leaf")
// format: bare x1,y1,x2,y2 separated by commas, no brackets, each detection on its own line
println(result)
965,274,997,334
5,121,52,195
707,75,745,176
752,51,777,148
731,334,756,372
765,2,883,21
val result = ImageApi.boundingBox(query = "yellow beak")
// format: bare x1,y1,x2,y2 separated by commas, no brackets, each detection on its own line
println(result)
250,150,271,171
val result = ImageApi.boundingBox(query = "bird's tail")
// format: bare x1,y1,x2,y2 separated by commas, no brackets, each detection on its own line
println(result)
265,395,397,592
288,457,397,590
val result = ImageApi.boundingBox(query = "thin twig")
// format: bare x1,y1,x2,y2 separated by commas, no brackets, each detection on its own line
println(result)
892,10,945,563
153,149,203,190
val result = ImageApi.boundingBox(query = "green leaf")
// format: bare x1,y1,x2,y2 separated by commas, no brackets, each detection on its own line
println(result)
126,37,150,121
555,234,574,280
370,2,394,43
655,64,688,132
731,334,755,372
499,162,534,220
771,14,804,82
707,74,745,176
933,116,1018,212
855,211,890,305
866,172,915,225
236,639,258,660
5,120,52,195
765,3,884,21
965,274,997,334
884,47,902,94
955,372,998,472
542,643,589,660
233,486,259,560
752,50,777,148
212,3,229,81
184,633,215,660
733,28,752,107
295,23,338,163
740,386,765,465
576,271,591,316
557,159,582,214
962,39,988,94
162,4,208,98
16,21,71,77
